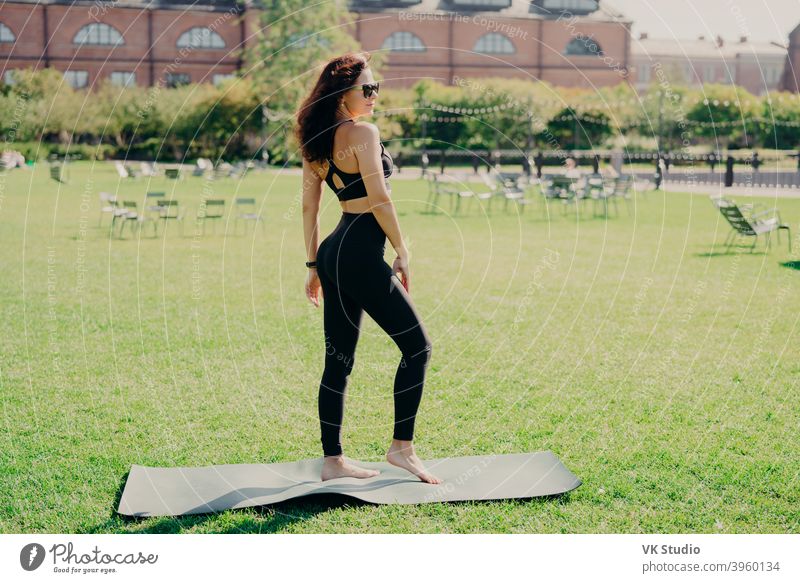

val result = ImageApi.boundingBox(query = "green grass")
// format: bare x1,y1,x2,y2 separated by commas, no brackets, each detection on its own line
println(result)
1,161,798,533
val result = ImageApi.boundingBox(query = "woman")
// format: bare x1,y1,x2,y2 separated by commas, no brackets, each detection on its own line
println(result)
295,52,441,484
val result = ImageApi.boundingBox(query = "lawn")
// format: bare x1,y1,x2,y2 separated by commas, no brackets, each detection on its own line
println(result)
1,161,798,533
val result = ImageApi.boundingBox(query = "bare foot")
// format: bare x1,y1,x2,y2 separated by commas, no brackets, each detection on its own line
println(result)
386,440,442,484
320,455,380,481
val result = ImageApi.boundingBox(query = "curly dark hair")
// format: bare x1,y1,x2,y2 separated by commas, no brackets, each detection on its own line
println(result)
294,51,372,164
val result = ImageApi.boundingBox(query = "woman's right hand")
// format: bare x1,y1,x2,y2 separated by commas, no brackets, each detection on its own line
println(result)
305,268,322,307
392,253,410,293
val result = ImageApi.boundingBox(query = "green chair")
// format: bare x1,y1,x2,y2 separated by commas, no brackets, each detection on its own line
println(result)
711,197,791,253
233,198,264,235
157,200,186,236
197,199,225,234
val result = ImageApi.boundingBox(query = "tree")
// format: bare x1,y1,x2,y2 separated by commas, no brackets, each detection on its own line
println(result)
685,84,759,148
758,92,800,150
240,0,378,163
241,0,374,112
546,107,612,150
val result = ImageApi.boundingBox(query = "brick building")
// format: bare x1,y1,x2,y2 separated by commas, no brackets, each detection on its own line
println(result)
0,0,631,89
782,23,800,93
349,0,631,88
630,33,787,96
0,0,256,88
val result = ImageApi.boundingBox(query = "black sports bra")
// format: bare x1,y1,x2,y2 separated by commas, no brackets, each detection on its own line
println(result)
325,119,393,202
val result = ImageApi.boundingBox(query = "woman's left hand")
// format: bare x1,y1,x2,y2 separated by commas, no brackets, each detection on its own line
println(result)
306,269,322,307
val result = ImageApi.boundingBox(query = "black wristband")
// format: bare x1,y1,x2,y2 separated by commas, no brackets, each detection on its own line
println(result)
306,260,317,268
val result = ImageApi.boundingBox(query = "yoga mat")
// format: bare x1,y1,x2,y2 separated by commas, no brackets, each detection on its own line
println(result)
117,450,581,517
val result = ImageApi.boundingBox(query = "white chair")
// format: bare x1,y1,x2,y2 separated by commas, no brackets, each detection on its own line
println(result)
114,161,129,179
140,162,159,177
98,192,119,227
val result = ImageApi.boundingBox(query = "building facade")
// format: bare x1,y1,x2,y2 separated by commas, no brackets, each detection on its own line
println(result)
0,0,631,90
782,23,799,93
630,33,787,96
0,0,256,88
348,0,631,88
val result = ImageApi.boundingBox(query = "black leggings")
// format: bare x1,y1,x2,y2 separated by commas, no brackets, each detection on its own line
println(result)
315,211,433,457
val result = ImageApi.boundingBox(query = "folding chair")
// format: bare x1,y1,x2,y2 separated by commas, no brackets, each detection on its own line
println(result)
111,201,139,238
234,198,265,235
157,200,186,236
711,197,791,253
197,199,225,234
98,192,119,227
539,175,578,216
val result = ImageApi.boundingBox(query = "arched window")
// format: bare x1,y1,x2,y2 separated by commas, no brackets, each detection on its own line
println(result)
0,23,16,43
381,31,426,52
73,23,124,46
176,27,226,49
564,36,603,56
474,33,515,55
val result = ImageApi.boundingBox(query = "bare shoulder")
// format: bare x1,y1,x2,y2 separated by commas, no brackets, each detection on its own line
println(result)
349,121,381,144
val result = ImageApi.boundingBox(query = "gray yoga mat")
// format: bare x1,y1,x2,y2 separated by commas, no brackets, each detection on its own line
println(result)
117,450,581,517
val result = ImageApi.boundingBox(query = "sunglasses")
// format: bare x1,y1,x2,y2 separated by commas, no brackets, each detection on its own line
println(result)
350,82,380,99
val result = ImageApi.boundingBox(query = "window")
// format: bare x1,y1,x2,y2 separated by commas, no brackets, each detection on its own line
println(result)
0,23,15,43
723,67,735,84
64,70,89,89
165,72,190,88
703,64,716,82
564,36,603,56
637,64,651,83
382,31,426,52
176,27,225,49
3,70,18,85
213,73,235,86
474,33,515,55
683,63,695,83
540,0,598,12
764,66,781,84
73,23,124,46
110,71,136,87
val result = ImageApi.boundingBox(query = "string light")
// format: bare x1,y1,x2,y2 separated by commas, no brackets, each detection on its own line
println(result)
263,88,800,128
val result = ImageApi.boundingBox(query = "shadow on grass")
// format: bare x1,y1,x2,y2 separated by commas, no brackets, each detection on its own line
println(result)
694,247,770,257
87,469,577,533
779,261,800,271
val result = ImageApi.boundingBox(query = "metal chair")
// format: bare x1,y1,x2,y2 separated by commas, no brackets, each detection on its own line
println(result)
49,161,68,183
212,162,234,180
164,167,182,180
495,172,533,214
604,174,634,216
711,197,791,252
157,200,186,236
140,161,160,177
114,160,137,180
234,198,265,235
193,158,213,177
539,174,579,216
424,174,457,213
580,173,617,217
111,201,139,238
98,192,119,227
481,170,525,214
197,199,225,234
